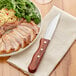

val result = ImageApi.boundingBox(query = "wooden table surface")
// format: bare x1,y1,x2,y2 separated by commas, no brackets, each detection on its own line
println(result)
0,0,76,76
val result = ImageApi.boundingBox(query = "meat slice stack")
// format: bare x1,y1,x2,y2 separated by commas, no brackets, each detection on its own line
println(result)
0,21,39,54
0,18,24,38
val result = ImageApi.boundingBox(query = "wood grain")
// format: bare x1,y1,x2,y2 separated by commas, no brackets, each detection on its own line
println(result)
0,0,76,76
28,38,50,73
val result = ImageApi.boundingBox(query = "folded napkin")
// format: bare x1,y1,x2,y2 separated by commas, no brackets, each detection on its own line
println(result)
7,6,76,76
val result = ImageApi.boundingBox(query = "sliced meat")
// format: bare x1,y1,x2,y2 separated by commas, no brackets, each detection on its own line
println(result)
0,38,6,54
12,29,28,48
3,18,24,31
0,27,5,37
3,19,21,31
0,42,5,54
22,20,39,34
0,19,39,54
17,25,36,41
2,34,14,53
10,31,26,48
0,38,2,44
0,38,3,53
3,23,16,31
20,23,36,34
0,18,24,38
15,28,31,44
31,21,40,34
11,18,24,26
0,19,39,39
8,31,21,47
7,33,20,51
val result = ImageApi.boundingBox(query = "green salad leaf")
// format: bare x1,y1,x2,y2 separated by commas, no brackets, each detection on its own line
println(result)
0,0,41,24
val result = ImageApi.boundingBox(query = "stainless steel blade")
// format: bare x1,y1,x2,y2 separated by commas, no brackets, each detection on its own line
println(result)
44,14,61,40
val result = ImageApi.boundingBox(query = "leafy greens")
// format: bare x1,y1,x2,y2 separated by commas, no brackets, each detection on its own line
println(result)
0,0,41,24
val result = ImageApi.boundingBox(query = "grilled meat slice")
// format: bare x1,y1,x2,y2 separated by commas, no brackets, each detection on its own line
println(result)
17,25,36,41
3,19,23,31
0,18,24,38
10,31,26,48
22,20,39,34
0,27,5,37
3,23,17,31
8,33,20,51
13,29,29,48
31,21,40,34
0,38,3,53
0,19,39,54
0,38,6,54
13,28,31,44
2,34,14,53
15,28,31,44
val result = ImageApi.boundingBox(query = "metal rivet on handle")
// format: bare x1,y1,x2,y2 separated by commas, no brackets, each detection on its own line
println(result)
44,41,47,44
41,48,43,51
37,55,40,58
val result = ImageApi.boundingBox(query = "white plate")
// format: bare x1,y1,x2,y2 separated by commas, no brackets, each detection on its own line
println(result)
0,2,41,57
35,0,52,4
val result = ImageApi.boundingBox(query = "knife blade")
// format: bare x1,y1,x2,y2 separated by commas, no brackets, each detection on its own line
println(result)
28,14,61,73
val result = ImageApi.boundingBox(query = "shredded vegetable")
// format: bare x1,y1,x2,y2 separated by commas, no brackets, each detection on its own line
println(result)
0,0,41,24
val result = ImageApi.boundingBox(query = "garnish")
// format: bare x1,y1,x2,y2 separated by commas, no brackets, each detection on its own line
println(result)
0,0,41,24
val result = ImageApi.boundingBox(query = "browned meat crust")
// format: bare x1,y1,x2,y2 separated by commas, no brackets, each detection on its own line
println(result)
0,19,39,54
0,18,24,37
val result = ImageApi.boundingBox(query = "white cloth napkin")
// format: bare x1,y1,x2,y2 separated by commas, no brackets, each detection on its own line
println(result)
7,6,76,76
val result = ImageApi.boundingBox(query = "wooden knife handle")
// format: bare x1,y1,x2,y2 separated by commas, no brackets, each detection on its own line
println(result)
28,38,50,73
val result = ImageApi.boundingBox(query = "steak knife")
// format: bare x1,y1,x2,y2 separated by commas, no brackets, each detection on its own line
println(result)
28,14,61,73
